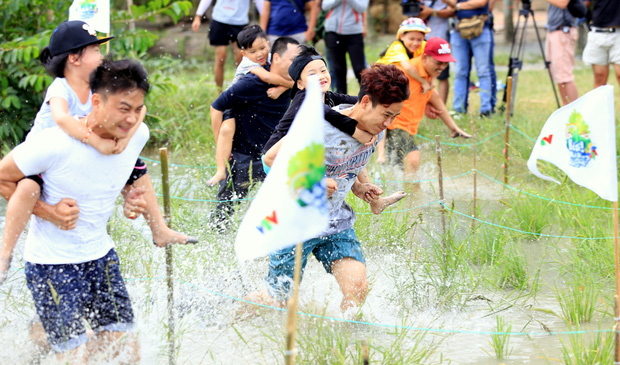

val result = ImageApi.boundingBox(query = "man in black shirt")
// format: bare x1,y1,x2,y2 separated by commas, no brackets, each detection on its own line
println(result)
583,0,620,88
209,37,299,228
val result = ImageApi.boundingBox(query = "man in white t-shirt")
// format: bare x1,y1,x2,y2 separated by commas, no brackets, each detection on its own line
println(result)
0,59,150,361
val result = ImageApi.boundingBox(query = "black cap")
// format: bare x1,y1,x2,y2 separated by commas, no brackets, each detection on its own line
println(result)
48,21,114,57
288,54,326,98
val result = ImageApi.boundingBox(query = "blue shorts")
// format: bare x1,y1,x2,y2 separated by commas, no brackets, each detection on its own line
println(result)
266,228,365,301
25,249,134,352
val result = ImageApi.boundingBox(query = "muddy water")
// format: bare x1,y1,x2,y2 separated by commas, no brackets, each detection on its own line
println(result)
0,144,610,364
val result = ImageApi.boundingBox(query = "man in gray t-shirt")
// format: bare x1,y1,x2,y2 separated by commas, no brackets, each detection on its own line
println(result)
247,64,410,312
545,0,579,105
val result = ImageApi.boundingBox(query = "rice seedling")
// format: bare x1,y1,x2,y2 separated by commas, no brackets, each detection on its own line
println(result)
560,325,614,365
488,316,512,360
556,279,601,325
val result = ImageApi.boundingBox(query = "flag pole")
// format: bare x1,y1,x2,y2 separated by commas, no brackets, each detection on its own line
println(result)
503,77,513,186
470,112,477,231
285,242,303,365
613,201,620,363
160,148,176,365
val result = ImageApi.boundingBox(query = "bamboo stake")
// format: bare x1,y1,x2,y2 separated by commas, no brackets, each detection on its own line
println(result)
470,112,477,231
503,77,513,186
285,242,304,365
613,201,620,364
435,136,446,249
362,340,369,364
159,148,175,365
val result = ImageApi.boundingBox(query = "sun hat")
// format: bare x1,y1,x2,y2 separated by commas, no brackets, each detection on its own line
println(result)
288,53,326,98
396,17,430,39
48,21,114,57
423,37,457,63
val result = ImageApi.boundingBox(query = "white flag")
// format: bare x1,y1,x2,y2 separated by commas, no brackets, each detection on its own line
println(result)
527,85,617,202
235,77,329,261
69,0,110,34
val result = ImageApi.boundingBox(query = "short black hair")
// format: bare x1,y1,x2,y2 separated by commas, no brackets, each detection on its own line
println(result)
237,25,268,50
90,58,150,98
39,47,86,78
270,36,299,59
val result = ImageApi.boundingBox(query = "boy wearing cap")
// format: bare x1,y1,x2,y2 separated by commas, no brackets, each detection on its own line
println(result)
381,38,471,182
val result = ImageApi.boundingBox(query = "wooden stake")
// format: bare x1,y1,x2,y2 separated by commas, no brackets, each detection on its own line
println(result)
285,242,304,365
613,201,620,364
470,113,477,231
362,340,369,364
435,136,446,248
503,77,513,186
159,148,175,365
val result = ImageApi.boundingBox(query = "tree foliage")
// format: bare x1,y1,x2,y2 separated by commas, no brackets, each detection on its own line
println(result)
0,0,192,148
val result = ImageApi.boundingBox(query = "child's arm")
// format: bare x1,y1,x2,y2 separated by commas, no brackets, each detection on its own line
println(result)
324,105,375,145
267,86,289,99
207,118,235,186
399,62,433,94
49,97,116,154
250,67,294,88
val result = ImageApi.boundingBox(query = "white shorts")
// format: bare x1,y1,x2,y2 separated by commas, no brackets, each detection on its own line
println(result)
582,31,620,66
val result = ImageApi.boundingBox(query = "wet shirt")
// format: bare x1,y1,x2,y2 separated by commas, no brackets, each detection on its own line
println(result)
321,108,384,236
28,77,92,139
13,123,150,265
212,68,291,159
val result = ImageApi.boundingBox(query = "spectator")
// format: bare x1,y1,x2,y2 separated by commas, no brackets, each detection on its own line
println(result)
445,0,495,117
582,0,620,88
192,0,255,89
260,0,319,44
545,0,579,104
322,0,369,93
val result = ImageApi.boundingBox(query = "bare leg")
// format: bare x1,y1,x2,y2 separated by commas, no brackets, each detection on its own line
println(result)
403,150,421,192
214,45,227,89
376,137,386,164
614,64,620,87
592,64,609,88
0,179,40,283
331,257,368,312
28,320,51,358
207,118,235,187
232,42,242,66
369,191,407,215
90,331,140,363
131,174,195,247
438,79,449,105
557,81,578,105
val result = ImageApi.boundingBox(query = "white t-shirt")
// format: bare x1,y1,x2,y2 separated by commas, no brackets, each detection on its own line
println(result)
28,78,92,138
12,123,150,264
321,110,384,236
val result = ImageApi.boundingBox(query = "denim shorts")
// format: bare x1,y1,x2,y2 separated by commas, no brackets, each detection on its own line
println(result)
386,128,418,163
25,249,134,352
266,228,365,301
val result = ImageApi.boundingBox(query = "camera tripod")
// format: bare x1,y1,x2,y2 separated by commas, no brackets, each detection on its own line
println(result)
502,0,560,113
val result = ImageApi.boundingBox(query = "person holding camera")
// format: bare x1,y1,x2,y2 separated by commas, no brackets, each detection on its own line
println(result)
582,0,620,89
545,0,580,105
444,0,495,117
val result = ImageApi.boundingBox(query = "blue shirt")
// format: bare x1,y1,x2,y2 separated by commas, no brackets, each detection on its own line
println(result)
456,0,488,20
211,69,291,158
266,0,309,36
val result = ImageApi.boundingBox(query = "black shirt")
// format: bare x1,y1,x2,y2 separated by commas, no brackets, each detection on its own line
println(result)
591,0,620,28
211,69,291,159
263,90,358,153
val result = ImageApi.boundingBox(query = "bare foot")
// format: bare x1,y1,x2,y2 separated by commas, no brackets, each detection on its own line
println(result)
237,290,285,319
206,171,226,187
370,191,407,215
153,227,198,247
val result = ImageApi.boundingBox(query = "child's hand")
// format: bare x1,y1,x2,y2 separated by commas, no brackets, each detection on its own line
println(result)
267,86,286,99
352,127,376,145
123,187,146,219
326,178,338,198
0,255,11,285
422,80,434,94
112,137,130,154
451,127,472,139
207,170,227,187
424,104,442,119
89,134,117,155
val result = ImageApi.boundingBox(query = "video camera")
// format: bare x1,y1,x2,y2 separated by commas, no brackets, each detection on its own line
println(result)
401,0,421,17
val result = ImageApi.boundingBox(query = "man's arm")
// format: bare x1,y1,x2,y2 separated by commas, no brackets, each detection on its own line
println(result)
545,0,569,9
305,0,319,42
444,0,489,10
0,153,79,229
428,92,472,138
260,0,272,32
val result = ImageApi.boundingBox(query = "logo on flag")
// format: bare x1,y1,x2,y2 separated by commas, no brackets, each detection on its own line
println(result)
70,0,110,34
235,77,329,261
527,85,617,202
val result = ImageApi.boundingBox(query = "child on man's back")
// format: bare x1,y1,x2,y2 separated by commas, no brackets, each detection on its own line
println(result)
207,25,294,186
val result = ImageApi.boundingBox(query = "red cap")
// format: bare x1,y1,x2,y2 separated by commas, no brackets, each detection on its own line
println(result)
424,37,456,63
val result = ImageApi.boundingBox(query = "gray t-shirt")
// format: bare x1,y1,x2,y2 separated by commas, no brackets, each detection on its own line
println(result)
546,4,576,30
320,106,384,236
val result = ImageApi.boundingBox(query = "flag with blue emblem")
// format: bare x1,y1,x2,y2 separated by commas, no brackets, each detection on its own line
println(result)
235,77,329,261
527,85,617,201
69,0,110,33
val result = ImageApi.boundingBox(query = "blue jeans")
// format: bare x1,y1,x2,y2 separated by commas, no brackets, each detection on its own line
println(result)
451,25,494,114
